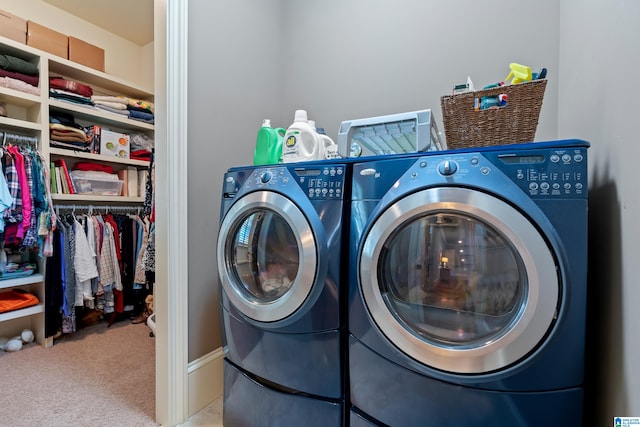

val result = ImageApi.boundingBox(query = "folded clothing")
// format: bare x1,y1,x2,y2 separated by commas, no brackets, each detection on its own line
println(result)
0,76,40,95
130,149,152,161
0,68,39,87
73,161,114,174
50,141,91,152
0,288,39,314
0,54,39,75
50,76,93,97
127,98,154,114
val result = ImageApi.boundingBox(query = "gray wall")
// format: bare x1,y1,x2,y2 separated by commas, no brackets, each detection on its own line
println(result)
188,0,638,421
558,0,640,423
187,0,285,358
282,0,559,144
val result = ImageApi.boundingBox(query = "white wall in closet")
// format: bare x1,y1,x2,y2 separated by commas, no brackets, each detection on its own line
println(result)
0,0,153,89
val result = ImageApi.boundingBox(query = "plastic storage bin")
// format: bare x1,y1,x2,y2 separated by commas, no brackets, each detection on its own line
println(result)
72,175,123,196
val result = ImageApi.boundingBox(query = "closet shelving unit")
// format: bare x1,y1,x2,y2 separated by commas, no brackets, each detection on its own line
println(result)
0,34,154,347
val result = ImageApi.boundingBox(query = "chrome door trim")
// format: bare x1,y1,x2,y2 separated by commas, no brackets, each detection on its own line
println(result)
360,187,558,374
218,191,316,322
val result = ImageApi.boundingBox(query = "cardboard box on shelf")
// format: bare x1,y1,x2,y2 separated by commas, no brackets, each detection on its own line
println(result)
68,36,104,72
26,21,67,58
0,9,27,44
100,129,130,159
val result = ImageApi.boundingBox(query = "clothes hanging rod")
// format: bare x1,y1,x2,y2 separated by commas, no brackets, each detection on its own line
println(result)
54,204,142,212
0,131,39,148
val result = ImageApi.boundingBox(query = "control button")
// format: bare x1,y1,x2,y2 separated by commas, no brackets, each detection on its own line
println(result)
564,183,572,190
529,182,539,191
470,157,479,166
562,154,571,163
323,169,329,175
481,167,490,175
419,161,427,168
574,154,584,162
552,183,560,190
438,160,458,176
517,172,524,179
282,177,289,184
550,154,560,163
337,168,343,175
225,176,234,183
261,172,272,183
540,182,550,191
411,172,418,179
575,183,583,190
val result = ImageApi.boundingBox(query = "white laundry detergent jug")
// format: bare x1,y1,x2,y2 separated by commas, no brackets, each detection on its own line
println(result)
320,134,339,159
282,110,323,163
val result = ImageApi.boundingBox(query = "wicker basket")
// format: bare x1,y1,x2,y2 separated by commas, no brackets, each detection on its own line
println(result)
440,79,547,149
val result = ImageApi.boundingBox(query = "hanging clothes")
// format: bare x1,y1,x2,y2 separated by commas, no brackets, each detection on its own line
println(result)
0,141,55,253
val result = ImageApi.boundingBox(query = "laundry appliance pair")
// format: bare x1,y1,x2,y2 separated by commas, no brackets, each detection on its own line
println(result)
217,139,589,427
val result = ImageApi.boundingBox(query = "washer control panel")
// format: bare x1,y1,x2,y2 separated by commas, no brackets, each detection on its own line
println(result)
292,165,345,199
229,165,346,200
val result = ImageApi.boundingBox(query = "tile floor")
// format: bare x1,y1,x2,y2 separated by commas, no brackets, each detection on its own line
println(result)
179,396,224,426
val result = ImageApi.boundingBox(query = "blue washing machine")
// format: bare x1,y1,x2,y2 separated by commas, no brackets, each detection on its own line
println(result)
217,161,350,427
348,139,589,426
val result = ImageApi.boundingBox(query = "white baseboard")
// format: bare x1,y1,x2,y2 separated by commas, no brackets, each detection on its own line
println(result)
187,347,224,417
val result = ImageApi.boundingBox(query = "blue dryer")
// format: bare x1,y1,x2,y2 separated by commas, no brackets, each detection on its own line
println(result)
217,162,349,426
348,140,589,426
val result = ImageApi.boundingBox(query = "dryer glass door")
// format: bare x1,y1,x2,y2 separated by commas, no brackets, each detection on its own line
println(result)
218,191,317,323
360,187,558,374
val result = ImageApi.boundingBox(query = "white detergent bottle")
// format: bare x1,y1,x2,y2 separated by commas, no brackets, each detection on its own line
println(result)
322,136,340,159
282,110,322,163
309,119,339,160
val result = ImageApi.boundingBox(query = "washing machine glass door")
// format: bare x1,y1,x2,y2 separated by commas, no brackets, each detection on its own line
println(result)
218,191,316,322
360,187,558,374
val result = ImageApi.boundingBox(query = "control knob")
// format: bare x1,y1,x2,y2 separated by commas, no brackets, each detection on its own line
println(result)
438,160,458,176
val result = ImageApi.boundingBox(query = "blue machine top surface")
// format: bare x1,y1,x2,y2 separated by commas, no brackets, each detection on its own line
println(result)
227,139,590,171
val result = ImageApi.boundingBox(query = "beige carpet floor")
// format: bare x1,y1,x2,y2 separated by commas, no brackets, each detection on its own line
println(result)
0,320,157,427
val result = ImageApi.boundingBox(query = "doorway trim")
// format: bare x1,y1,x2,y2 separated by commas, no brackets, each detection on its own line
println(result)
156,0,190,425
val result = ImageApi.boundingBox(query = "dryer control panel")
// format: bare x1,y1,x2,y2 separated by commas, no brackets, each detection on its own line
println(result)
486,146,588,199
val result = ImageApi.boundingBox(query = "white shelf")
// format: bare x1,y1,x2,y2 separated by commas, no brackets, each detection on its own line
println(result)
0,274,45,290
0,116,42,133
49,99,154,132
49,57,153,99
0,86,42,107
49,148,150,167
0,303,45,322
0,274,45,326
51,193,144,203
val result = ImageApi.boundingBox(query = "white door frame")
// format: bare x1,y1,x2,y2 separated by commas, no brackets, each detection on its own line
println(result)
155,0,190,425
